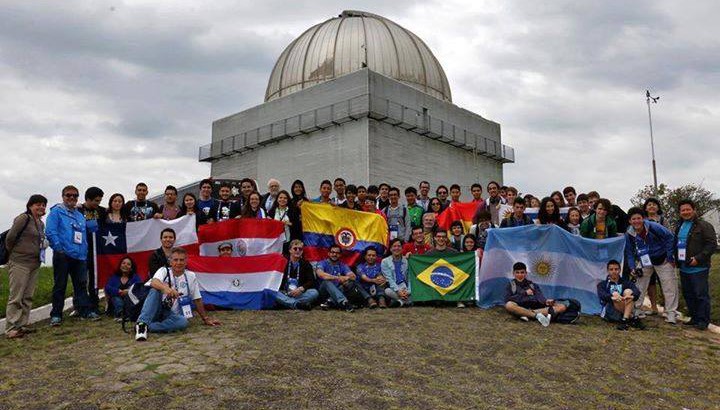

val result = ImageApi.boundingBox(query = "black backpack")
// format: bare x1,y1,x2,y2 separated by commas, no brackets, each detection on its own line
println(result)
0,214,31,265
552,298,581,324
121,269,171,332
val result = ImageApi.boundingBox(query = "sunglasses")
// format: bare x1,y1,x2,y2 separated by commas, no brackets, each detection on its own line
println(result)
291,247,303,251
64,193,79,198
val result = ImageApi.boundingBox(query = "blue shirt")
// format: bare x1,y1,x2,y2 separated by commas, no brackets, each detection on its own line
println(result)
317,259,352,282
197,198,217,217
393,259,406,285
357,262,382,279
679,221,705,274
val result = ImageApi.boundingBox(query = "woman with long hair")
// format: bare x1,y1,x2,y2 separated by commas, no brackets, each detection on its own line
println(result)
550,191,566,209
104,256,142,320
105,193,126,223
290,180,308,208
268,190,301,253
179,192,210,226
538,197,567,229
240,192,267,219
427,197,443,216
580,198,617,239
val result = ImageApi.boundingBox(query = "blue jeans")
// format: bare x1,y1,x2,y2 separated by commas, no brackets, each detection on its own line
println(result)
137,289,188,333
681,270,710,325
274,289,320,309
111,296,124,317
318,281,348,305
51,252,91,318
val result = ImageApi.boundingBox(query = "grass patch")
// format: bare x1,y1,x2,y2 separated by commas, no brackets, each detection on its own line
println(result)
0,266,72,318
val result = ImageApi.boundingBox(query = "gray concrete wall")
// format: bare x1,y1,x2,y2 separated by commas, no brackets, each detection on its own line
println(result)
211,118,370,194
368,120,502,201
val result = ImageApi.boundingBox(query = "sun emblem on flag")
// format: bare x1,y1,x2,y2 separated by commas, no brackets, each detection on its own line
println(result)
334,228,357,249
501,207,513,219
530,255,555,278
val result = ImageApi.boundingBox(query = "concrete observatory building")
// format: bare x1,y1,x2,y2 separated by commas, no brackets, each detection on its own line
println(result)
199,10,514,195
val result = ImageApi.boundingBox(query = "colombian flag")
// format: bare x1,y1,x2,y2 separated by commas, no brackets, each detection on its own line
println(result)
408,252,477,302
437,202,479,232
301,202,388,266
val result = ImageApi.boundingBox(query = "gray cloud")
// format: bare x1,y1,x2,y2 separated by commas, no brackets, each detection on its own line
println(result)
1,0,718,232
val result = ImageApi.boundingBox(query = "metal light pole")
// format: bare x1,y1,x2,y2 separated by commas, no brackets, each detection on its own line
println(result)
646,90,660,192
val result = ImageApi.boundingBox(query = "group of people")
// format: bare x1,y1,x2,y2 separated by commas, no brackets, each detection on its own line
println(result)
2,178,716,341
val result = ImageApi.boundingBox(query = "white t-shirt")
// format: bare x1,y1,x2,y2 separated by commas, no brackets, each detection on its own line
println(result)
151,267,202,313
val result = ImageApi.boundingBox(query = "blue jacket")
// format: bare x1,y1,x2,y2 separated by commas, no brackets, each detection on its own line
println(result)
596,275,640,307
381,256,408,291
104,273,142,297
624,220,675,268
46,203,88,260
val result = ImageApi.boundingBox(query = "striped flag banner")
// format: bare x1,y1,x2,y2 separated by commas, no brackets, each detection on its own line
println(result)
197,218,285,257
95,215,199,287
187,254,286,310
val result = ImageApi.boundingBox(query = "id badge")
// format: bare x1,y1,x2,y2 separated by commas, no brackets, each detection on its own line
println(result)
288,278,298,292
678,240,687,261
389,225,399,239
179,296,193,318
73,230,83,244
637,245,651,267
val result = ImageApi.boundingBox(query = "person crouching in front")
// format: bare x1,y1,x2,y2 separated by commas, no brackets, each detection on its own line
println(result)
135,247,220,341
504,262,566,327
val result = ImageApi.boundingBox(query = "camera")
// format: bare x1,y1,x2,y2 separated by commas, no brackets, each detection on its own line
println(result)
161,296,175,310
633,268,644,278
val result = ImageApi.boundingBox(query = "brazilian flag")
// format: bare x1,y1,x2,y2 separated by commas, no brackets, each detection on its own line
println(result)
408,252,476,302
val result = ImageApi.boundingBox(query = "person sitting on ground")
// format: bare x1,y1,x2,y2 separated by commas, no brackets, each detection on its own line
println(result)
382,238,411,307
624,207,679,323
217,242,233,257
403,226,432,257
274,240,319,310
449,221,465,251
597,259,644,331
504,262,566,326
135,247,220,341
148,228,176,277
104,256,142,321
500,197,534,228
357,247,387,308
580,198,617,239
315,244,370,311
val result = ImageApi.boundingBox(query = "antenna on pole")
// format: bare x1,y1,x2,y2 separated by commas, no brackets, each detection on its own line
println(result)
646,90,660,192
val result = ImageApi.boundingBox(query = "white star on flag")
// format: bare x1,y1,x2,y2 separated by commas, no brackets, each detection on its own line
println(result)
102,232,119,247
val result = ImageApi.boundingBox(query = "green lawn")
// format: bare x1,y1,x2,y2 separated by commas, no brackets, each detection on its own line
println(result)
0,267,71,318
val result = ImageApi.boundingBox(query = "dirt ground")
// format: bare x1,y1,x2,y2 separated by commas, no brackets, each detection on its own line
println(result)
1,305,719,410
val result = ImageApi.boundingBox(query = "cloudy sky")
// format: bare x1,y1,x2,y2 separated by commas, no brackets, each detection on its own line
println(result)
1,0,718,229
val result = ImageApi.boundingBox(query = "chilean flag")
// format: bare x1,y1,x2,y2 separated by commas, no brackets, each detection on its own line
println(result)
197,218,285,256
95,215,200,288
187,254,285,310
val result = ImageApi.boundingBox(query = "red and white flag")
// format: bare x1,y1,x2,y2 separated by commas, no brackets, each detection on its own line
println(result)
95,215,199,287
197,218,285,256
187,254,286,310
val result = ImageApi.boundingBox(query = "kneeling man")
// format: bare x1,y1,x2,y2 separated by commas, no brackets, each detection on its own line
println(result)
135,247,220,341
597,259,645,331
504,262,566,327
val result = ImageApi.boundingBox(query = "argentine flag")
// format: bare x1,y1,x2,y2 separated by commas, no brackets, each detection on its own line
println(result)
477,225,625,314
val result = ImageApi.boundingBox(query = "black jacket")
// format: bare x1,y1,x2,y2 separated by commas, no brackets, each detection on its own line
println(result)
148,248,170,278
280,258,316,292
209,200,241,221
268,204,303,241
674,217,717,269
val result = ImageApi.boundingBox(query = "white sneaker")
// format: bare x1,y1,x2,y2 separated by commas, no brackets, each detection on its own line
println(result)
135,322,148,341
456,301,466,308
536,313,550,327
520,316,529,322
665,312,677,324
